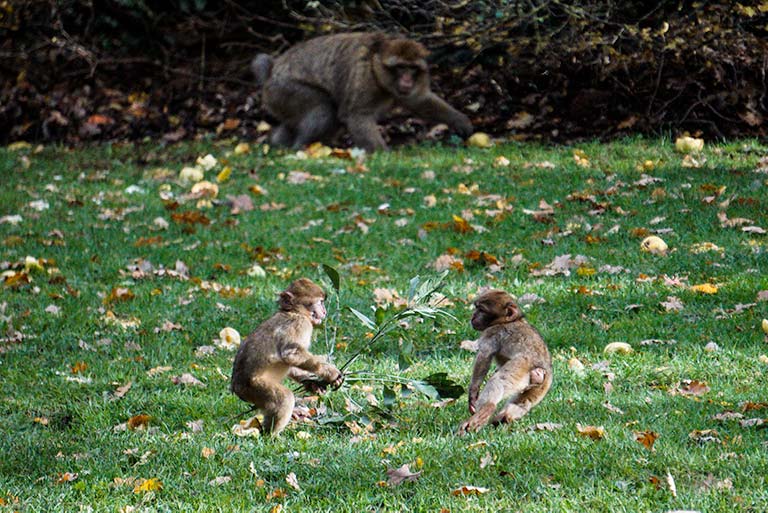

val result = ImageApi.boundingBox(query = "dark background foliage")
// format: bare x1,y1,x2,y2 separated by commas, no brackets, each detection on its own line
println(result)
1,0,766,145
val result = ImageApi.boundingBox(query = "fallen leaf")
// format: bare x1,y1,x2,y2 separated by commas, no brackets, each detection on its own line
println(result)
604,342,633,355
114,381,132,399
467,132,492,148
528,422,563,432
688,429,721,444
675,136,704,153
55,472,78,484
634,430,659,450
104,287,135,305
172,373,205,387
127,414,151,430
660,296,684,312
568,357,586,376
640,236,668,255
133,478,163,493
576,424,605,440
386,464,422,486
451,485,490,496
690,283,718,294
479,452,495,469
266,488,287,500
208,476,231,486
679,380,710,396
285,472,301,491
666,471,677,498
216,327,241,350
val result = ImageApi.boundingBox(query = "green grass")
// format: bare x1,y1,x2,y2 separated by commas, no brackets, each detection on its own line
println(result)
1,136,767,512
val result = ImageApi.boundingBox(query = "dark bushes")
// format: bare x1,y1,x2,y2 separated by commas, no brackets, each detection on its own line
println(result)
1,1,765,143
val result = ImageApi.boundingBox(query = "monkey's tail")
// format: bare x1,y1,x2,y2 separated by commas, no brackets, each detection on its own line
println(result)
251,54,274,88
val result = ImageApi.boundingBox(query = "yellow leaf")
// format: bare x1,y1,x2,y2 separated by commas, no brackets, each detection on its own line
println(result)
576,266,596,277
761,319,768,334
573,149,590,168
216,166,231,183
467,132,492,148
201,447,215,459
603,342,633,355
234,142,251,155
691,283,718,294
8,141,32,151
675,135,704,153
133,478,163,493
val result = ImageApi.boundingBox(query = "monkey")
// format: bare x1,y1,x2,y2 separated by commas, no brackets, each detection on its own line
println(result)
458,289,553,435
251,32,474,152
230,278,343,436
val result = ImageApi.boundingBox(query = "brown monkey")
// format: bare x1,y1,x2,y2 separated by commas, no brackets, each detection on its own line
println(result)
230,278,343,436
252,32,473,152
458,290,552,435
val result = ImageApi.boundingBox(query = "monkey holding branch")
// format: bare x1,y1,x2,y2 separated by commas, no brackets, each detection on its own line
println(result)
230,278,343,436
251,32,473,152
458,289,552,435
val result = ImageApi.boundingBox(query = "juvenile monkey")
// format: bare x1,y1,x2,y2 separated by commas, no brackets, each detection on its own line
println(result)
252,32,473,152
230,278,343,436
458,289,552,435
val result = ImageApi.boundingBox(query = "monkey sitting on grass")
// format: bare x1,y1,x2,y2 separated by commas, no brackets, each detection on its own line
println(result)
458,289,553,435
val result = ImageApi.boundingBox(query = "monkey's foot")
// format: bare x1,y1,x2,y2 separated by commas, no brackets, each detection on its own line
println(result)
491,404,528,426
457,403,496,435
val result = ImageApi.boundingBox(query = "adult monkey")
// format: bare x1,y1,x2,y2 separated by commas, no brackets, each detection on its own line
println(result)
230,278,343,436
252,32,474,151
458,289,552,435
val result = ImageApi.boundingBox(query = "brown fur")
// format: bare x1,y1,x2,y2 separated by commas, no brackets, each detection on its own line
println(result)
458,289,553,435
251,32,473,152
230,278,342,436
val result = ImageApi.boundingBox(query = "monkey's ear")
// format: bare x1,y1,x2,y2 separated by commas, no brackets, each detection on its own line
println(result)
278,290,296,310
505,302,523,322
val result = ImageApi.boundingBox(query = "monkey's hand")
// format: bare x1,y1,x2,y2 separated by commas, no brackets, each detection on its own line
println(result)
468,389,479,414
453,113,474,138
320,364,344,390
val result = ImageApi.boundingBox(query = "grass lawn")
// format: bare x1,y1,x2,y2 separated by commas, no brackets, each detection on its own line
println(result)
1,136,767,512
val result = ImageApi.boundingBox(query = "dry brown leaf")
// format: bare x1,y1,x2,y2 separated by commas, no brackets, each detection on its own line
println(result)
127,414,151,430
678,380,710,396
114,381,132,399
576,424,605,440
689,429,721,444
266,488,287,500
171,373,205,387
386,464,422,486
528,422,563,432
451,485,490,496
285,472,301,491
660,296,684,312
634,430,659,450
55,472,78,484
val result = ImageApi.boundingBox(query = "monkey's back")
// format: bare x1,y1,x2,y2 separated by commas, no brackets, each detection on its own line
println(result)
491,320,552,371
270,32,384,107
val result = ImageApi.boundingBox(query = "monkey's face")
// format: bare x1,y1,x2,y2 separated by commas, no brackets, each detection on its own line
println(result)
393,66,417,96
279,278,327,325
378,53,428,98
470,301,495,331
307,297,327,326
